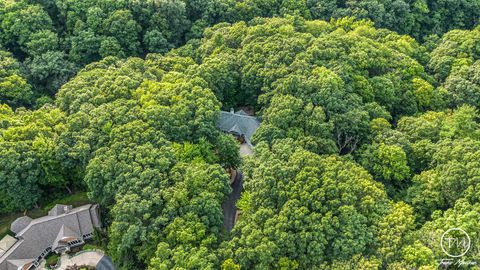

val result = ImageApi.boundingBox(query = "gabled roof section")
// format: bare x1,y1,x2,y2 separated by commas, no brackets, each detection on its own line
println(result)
48,204,72,216
52,225,81,250
10,217,32,235
217,111,260,146
6,258,33,270
228,124,243,135
235,109,249,116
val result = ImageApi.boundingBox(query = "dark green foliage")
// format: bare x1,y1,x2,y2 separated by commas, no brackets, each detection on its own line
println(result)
1,0,479,106
0,50,33,106
185,17,437,154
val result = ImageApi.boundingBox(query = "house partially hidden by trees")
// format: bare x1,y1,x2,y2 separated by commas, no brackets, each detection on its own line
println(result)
0,204,101,270
217,109,260,156
218,110,259,230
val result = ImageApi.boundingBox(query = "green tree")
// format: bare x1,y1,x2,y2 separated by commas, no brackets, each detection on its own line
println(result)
221,139,389,268
25,51,77,95
0,50,33,106
429,27,480,108
0,104,68,213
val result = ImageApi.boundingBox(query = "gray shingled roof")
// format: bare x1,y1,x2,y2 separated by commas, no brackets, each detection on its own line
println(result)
0,204,101,270
235,110,249,116
10,217,32,235
52,225,81,250
217,111,260,146
6,258,33,270
48,204,72,216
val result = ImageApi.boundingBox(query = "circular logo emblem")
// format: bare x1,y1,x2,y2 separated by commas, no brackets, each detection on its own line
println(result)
441,228,471,258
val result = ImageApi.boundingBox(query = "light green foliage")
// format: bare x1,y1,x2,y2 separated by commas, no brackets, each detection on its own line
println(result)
372,143,410,183
414,199,480,263
220,139,389,268
187,17,435,154
375,202,415,264
401,241,436,269
0,0,478,104
54,55,240,269
0,2,478,269
221,259,240,270
359,106,480,220
184,0,479,40
0,104,67,213
318,255,382,270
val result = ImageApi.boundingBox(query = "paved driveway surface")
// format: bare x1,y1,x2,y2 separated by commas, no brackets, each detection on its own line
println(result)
222,171,244,232
96,256,116,270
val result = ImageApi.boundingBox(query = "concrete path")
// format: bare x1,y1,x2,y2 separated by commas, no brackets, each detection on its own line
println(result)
40,250,114,270
57,251,103,269
222,171,244,232
239,143,253,156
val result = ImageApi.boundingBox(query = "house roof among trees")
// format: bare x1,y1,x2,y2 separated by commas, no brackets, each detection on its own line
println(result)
0,204,101,270
217,110,260,146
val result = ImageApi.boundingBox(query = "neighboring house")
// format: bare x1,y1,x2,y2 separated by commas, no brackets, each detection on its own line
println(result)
0,204,101,270
217,109,260,155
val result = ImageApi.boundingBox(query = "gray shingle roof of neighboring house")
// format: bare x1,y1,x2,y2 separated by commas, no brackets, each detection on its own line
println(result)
10,217,32,235
48,204,72,216
217,110,260,146
0,236,16,258
0,204,101,270
6,258,34,270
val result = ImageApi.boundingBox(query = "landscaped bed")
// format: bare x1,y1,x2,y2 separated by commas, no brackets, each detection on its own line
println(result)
45,253,60,268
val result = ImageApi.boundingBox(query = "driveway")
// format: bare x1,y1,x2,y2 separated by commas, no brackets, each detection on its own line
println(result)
222,171,244,232
96,256,116,270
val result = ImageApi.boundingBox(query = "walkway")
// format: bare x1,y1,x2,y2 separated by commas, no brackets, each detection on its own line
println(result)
222,171,244,232
40,250,115,270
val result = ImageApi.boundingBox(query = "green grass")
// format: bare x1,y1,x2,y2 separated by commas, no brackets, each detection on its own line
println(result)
0,192,92,239
82,243,101,251
45,253,60,267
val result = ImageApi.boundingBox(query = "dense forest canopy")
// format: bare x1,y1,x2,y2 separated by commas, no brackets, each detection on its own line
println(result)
0,0,480,269
1,0,479,107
